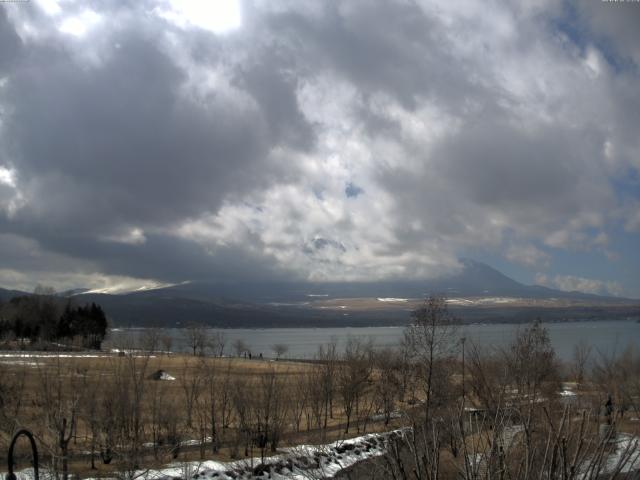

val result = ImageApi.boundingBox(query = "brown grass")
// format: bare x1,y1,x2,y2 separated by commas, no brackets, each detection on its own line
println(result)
0,351,401,478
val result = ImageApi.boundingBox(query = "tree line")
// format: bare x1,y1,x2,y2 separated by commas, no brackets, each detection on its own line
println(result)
0,287,108,349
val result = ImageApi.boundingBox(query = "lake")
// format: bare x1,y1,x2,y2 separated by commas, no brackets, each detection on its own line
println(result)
107,319,640,362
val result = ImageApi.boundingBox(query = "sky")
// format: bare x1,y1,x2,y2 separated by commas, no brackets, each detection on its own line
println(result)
0,0,639,297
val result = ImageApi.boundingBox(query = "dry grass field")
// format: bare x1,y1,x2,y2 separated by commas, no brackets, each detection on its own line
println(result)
0,350,406,479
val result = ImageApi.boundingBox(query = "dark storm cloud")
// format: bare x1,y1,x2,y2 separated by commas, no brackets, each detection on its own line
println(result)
262,2,481,112
376,116,615,253
233,60,315,151
0,1,313,285
0,7,21,73
0,2,315,283
3,30,266,231
431,121,610,213
0,233,92,273
40,232,294,284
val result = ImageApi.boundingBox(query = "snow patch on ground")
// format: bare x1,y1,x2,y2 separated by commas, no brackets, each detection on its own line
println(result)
369,411,403,422
0,352,155,359
447,297,520,305
0,360,39,366
603,434,640,475
111,348,157,357
90,430,402,480
0,353,105,358
560,389,576,397
377,298,409,302
8,429,636,479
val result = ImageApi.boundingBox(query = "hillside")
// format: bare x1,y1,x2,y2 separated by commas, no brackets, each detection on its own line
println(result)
2,260,638,327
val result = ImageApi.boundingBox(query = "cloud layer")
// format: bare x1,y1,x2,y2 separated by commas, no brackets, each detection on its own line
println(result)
0,0,639,296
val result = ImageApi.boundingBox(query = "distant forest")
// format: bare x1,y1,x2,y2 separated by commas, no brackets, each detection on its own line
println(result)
0,287,108,349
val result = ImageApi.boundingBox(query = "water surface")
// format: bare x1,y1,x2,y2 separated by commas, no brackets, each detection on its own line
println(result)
107,319,640,362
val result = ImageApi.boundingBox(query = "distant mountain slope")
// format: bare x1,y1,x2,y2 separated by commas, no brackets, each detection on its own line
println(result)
0,287,28,301
2,260,638,327
117,259,628,304
71,260,638,326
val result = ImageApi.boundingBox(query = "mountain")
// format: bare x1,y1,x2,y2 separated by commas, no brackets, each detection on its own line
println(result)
2,260,638,327
72,259,638,327
108,259,625,304
0,287,29,301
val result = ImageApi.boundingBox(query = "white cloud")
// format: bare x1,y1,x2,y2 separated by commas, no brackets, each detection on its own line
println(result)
35,0,62,16
584,47,604,79
0,166,25,217
534,273,549,286
59,9,101,37
505,243,550,268
154,0,241,34
176,175,461,282
101,228,147,246
0,166,16,187
0,268,171,295
536,273,623,297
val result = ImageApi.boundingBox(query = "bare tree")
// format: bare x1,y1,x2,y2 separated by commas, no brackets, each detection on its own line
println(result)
219,361,235,432
466,343,509,415
373,348,402,425
617,345,640,418
593,344,640,420
139,327,161,353
233,338,249,357
405,296,459,423
338,337,372,433
37,356,82,480
507,320,558,402
209,331,226,357
160,330,173,354
376,296,460,480
506,320,561,471
291,369,310,432
0,359,27,446
202,358,221,453
184,323,209,356
381,331,640,480
96,370,118,466
109,351,152,476
149,372,169,460
272,343,288,360
254,368,288,459
156,396,182,461
317,340,338,434
230,376,253,458
80,370,103,470
305,366,325,431
180,358,205,429
571,339,592,387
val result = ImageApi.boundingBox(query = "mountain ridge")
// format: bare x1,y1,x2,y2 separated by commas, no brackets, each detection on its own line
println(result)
104,259,632,304
1,260,638,327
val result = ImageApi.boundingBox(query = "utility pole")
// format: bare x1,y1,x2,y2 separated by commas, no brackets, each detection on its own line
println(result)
461,336,466,408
